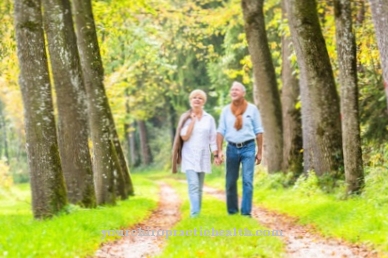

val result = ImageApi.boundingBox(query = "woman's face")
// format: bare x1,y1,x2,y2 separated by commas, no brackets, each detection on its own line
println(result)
190,94,205,108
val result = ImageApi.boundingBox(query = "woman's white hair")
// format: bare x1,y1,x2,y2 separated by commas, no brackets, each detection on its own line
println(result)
189,89,207,103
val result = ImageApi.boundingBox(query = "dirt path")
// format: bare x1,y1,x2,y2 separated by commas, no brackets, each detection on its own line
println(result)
95,181,381,258
203,186,380,258
95,182,181,258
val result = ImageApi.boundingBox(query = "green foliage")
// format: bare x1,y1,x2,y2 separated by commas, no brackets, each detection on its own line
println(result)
0,1,26,180
255,169,343,196
254,169,294,190
147,122,173,170
95,0,174,123
359,74,388,142
362,162,388,207
0,159,12,188
363,143,388,168
360,138,388,208
8,157,29,184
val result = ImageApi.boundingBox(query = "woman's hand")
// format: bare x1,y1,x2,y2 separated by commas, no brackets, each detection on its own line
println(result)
190,112,197,120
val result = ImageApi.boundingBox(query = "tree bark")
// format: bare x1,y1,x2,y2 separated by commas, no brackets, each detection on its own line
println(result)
167,97,177,146
124,88,139,168
73,0,134,199
0,104,3,158
334,0,364,194
72,0,116,205
241,0,283,173
356,0,365,25
14,0,67,218
286,0,344,176
111,140,127,199
138,120,152,166
126,122,139,167
111,120,134,196
0,101,9,163
281,0,303,175
369,0,388,110
41,0,96,207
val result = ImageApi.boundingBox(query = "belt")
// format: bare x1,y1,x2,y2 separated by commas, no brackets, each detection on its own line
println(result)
228,139,254,148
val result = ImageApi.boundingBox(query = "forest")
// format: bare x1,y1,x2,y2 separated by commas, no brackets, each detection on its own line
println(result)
1,0,388,257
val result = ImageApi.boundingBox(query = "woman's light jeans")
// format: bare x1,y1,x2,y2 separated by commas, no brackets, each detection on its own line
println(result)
185,170,205,217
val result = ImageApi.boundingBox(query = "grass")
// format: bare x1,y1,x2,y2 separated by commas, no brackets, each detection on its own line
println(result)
4,166,387,257
203,165,388,255
158,178,284,258
253,186,388,253
0,174,159,258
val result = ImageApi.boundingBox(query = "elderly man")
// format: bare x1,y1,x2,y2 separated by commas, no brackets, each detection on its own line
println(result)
216,81,264,217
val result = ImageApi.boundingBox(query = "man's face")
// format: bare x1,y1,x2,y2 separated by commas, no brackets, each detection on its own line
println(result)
230,84,245,101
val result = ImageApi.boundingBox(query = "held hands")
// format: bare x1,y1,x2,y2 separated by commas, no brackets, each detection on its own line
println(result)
214,151,262,165
214,151,262,166
214,150,224,165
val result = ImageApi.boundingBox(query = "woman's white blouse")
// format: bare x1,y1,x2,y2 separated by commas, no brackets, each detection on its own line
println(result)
180,111,217,173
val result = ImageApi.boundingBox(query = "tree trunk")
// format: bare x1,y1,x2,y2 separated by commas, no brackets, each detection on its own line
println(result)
167,97,177,146
73,0,134,199
110,121,134,196
41,0,96,207
126,122,139,167
0,104,3,158
369,0,388,110
107,89,133,194
72,0,115,205
2,118,9,164
241,0,283,173
281,0,303,175
299,72,314,173
0,101,9,163
138,120,152,165
111,140,127,199
356,0,365,25
286,0,344,176
14,0,67,218
169,101,177,170
334,0,364,194
124,88,139,168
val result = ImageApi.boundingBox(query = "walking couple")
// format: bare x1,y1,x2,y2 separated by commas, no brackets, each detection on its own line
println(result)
172,81,264,217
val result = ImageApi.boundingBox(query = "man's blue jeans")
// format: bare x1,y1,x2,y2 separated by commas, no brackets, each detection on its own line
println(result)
225,141,256,216
186,170,205,217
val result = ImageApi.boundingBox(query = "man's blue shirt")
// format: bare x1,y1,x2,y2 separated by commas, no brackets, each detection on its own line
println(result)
217,103,264,143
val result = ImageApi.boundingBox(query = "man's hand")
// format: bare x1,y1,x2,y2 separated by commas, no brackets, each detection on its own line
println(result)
255,153,262,165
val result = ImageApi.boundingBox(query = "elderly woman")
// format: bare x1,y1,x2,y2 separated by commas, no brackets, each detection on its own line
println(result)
172,89,218,217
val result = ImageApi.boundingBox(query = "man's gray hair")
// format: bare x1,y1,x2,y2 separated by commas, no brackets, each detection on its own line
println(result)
232,81,246,92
